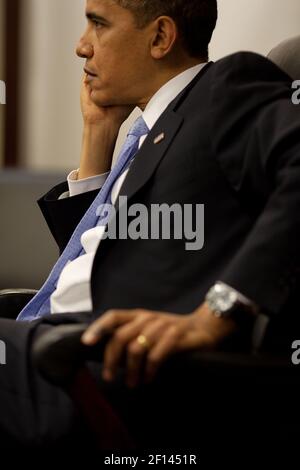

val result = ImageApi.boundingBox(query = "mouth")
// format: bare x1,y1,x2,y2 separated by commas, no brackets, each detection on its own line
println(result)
84,68,97,78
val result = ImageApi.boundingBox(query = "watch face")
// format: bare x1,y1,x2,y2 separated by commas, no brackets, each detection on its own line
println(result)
217,290,237,311
207,283,238,316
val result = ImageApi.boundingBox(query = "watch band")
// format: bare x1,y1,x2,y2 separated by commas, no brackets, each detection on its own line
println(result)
205,281,260,318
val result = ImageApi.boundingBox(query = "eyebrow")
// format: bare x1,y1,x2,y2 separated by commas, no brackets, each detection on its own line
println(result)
86,12,110,24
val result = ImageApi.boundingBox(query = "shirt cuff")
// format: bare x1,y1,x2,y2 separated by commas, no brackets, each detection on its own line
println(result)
67,169,110,197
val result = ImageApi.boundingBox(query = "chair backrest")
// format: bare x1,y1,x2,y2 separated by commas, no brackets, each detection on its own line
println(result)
268,35,300,79
0,169,66,289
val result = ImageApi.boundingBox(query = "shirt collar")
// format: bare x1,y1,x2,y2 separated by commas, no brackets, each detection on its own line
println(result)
142,62,208,131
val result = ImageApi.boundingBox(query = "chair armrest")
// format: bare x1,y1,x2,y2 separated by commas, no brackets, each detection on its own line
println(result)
32,324,106,386
0,289,38,319
32,323,297,388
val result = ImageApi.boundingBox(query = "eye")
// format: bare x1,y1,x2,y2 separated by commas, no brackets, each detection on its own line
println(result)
92,19,103,29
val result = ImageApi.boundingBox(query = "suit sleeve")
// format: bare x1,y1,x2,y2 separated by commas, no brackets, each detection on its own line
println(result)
38,181,99,254
211,52,300,316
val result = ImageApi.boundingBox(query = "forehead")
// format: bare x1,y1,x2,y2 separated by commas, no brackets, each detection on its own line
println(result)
85,0,141,35
85,0,134,22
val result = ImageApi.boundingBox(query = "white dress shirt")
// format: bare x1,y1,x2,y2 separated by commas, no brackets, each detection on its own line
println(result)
50,63,207,314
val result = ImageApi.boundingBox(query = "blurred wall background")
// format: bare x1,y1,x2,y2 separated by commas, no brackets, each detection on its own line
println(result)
210,0,300,59
0,0,4,166
15,0,300,173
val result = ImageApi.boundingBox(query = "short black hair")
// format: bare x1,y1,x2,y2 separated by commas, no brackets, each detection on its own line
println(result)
115,0,218,60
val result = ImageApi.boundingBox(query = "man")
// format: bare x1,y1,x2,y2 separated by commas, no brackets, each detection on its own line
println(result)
0,0,300,451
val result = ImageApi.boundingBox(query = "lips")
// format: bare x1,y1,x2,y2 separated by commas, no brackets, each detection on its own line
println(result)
84,67,97,77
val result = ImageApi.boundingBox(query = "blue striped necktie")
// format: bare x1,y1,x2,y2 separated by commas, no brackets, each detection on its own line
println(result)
17,116,149,321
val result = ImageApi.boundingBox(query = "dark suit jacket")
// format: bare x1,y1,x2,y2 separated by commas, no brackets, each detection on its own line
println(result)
38,52,300,350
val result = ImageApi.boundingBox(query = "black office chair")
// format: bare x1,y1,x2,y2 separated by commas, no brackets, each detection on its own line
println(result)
1,36,300,452
268,34,300,80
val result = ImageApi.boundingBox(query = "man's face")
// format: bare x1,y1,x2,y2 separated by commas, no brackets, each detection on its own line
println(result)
76,0,155,107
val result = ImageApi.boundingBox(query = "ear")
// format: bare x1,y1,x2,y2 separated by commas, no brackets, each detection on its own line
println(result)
149,16,178,59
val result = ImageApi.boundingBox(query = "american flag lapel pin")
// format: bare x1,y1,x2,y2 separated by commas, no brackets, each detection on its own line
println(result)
153,132,165,145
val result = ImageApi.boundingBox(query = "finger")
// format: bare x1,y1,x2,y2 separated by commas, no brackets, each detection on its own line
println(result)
125,318,170,388
81,74,92,97
144,324,184,383
125,340,148,388
102,313,154,381
81,309,137,345
82,73,89,89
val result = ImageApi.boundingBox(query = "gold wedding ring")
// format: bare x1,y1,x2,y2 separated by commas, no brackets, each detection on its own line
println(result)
136,334,150,350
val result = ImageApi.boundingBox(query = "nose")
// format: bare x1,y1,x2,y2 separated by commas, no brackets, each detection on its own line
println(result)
76,36,94,59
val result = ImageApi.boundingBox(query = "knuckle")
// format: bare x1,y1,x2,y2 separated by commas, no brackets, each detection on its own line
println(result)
114,329,127,343
170,323,183,336
137,309,152,319
166,325,179,338
102,310,115,321
109,311,118,322
160,318,173,329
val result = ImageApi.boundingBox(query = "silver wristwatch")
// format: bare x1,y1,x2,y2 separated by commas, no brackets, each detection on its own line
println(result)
205,281,259,320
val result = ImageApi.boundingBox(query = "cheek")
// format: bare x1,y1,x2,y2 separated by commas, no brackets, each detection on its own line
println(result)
94,43,122,73
98,52,137,84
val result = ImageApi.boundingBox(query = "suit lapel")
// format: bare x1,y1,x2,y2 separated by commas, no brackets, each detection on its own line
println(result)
114,61,214,213
118,109,183,204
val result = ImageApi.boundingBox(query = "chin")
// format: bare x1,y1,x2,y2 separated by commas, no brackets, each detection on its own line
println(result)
90,88,120,107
